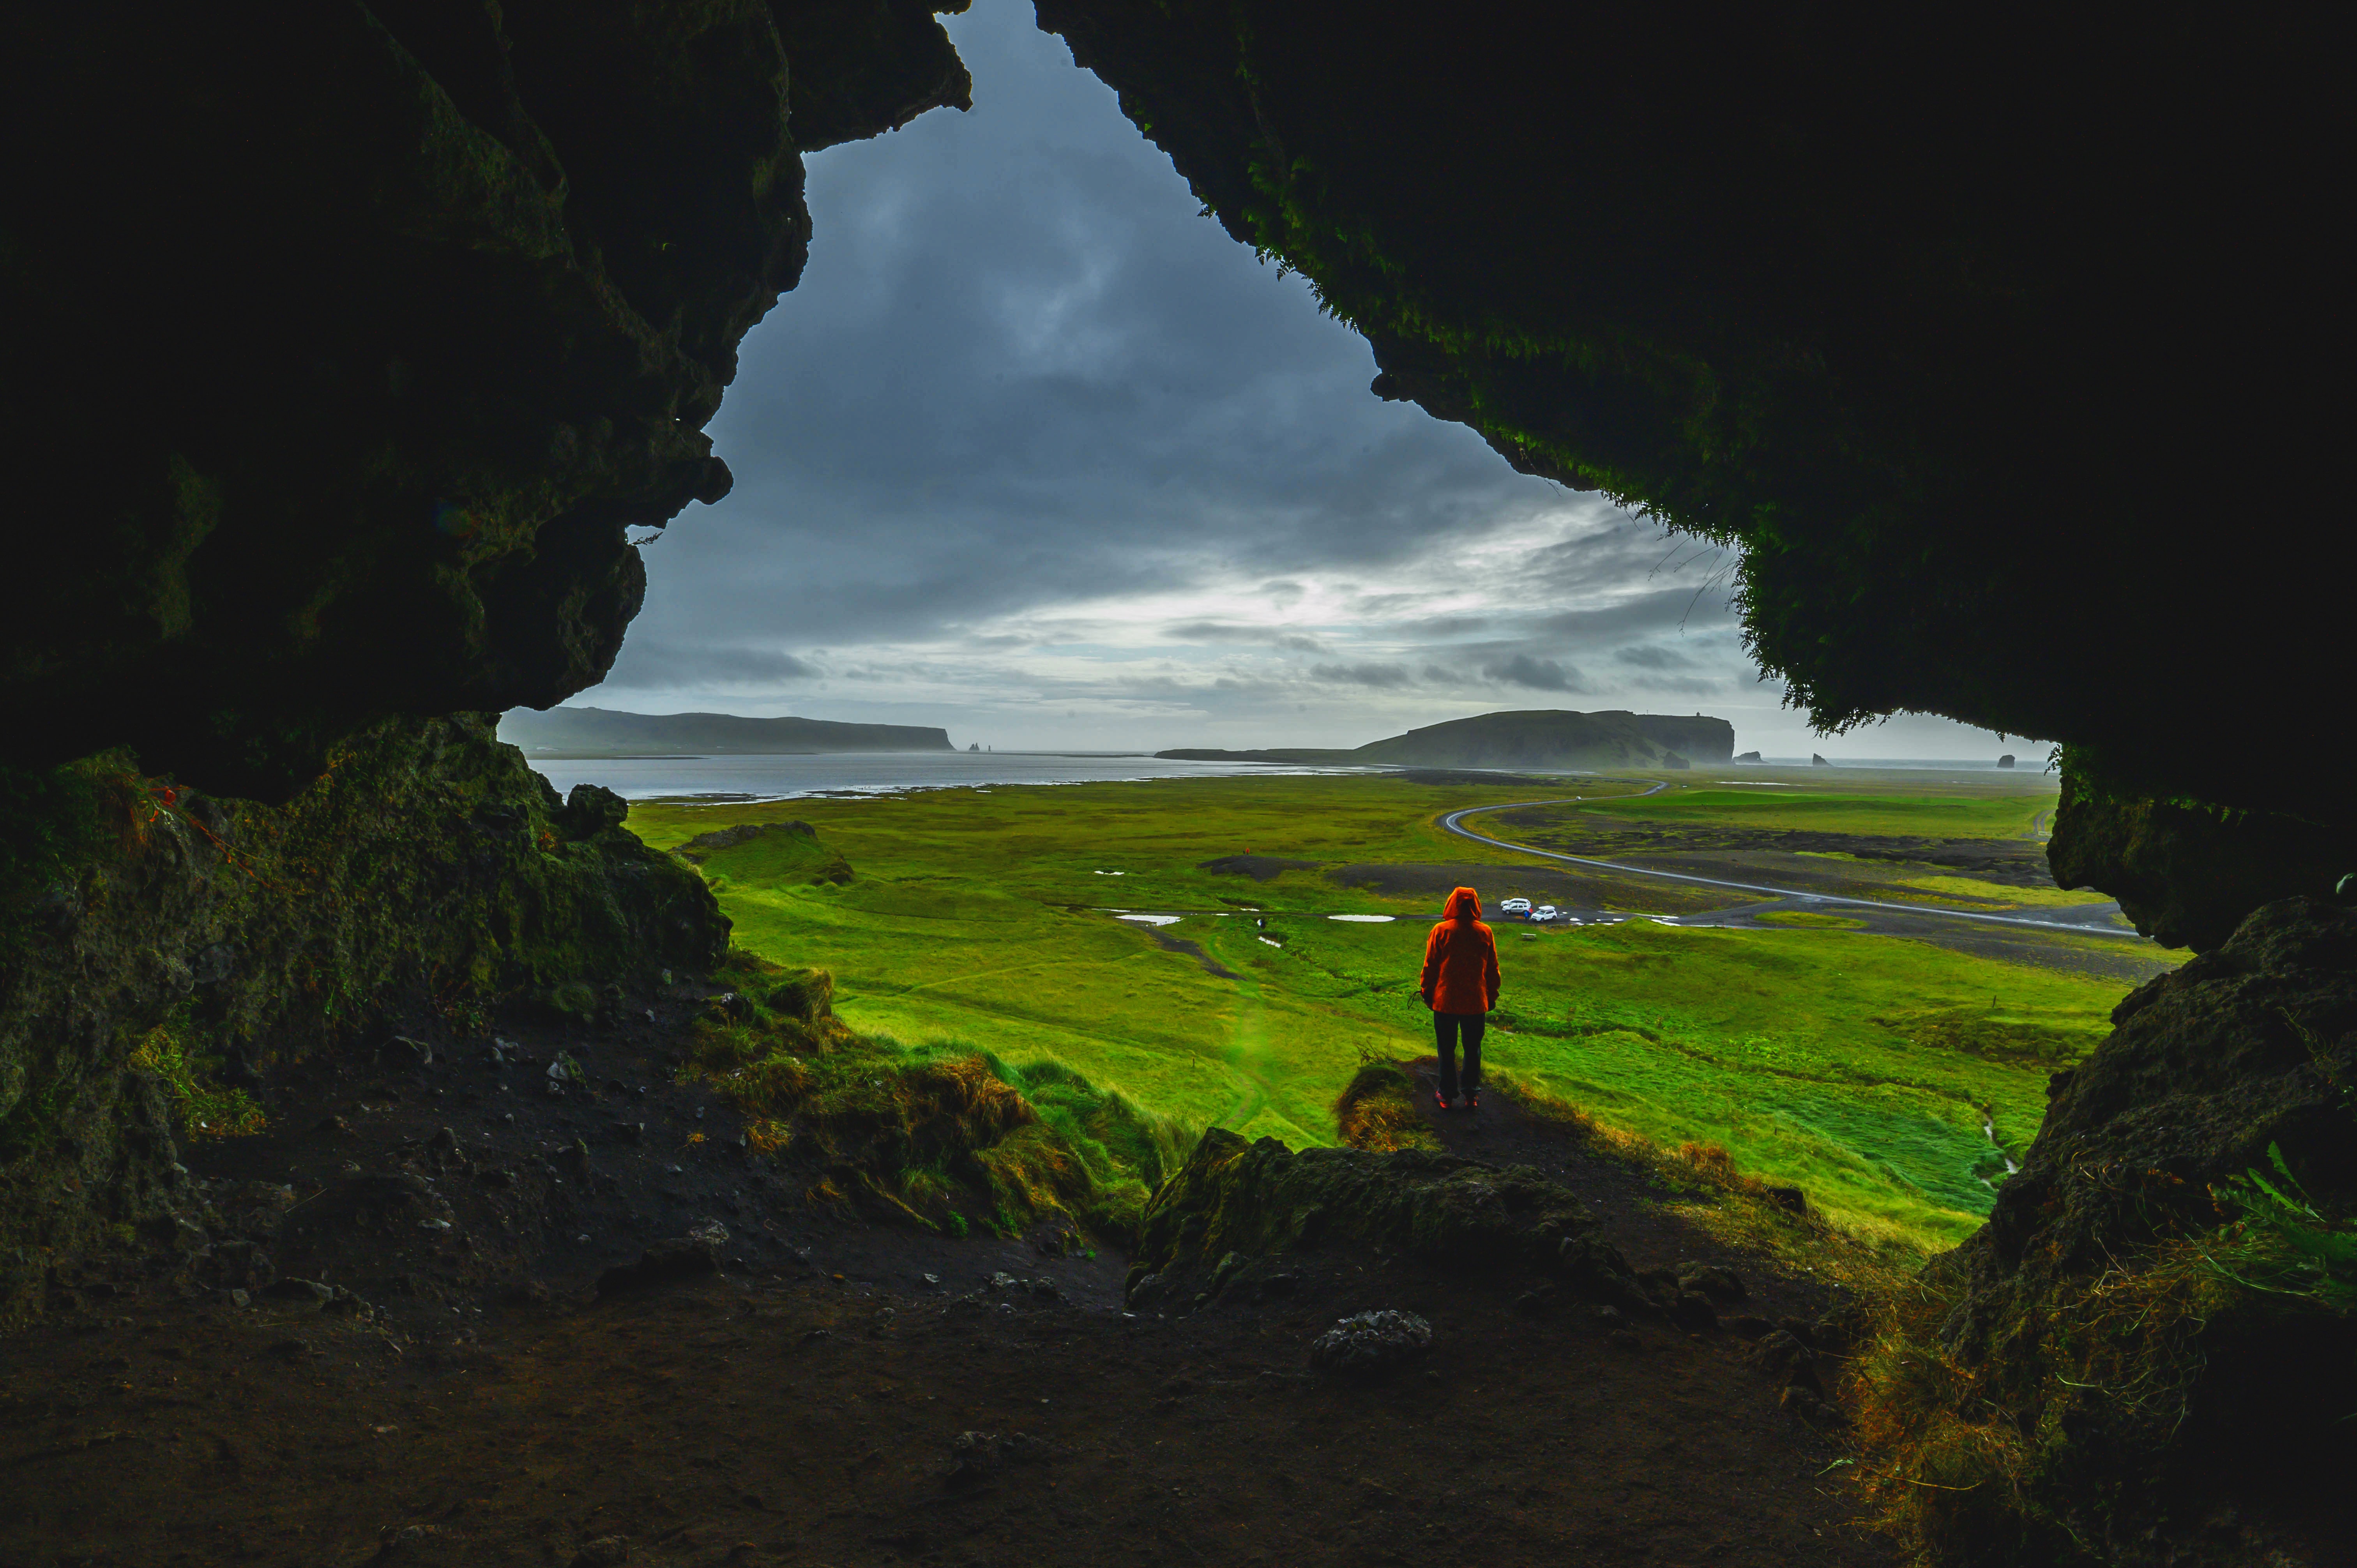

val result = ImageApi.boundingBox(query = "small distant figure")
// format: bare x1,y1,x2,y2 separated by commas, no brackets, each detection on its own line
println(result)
1420,886,1501,1111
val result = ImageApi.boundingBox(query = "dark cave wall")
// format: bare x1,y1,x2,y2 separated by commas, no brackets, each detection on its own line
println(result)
2047,761,2357,952
0,0,974,1319
0,716,728,1322
1,0,970,801
1034,0,2343,846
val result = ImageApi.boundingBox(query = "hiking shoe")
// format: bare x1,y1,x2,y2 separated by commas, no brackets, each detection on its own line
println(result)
1466,1089,1481,1111
1434,1089,1454,1111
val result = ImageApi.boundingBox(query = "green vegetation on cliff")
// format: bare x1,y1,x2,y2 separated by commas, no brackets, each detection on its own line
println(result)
1158,707,1731,770
498,707,955,756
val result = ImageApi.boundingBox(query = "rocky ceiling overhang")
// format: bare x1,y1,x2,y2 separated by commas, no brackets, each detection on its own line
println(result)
1035,0,2343,821
4,1,2338,823
1,0,972,800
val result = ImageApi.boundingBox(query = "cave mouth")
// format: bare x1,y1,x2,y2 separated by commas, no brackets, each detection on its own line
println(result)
4,4,2351,1565
588,0,2021,768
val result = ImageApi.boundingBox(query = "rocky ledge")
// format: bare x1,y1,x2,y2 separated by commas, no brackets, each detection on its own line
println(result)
0,716,726,1322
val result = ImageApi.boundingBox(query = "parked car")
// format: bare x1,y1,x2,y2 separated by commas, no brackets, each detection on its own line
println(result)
1532,904,1560,922
1498,897,1532,915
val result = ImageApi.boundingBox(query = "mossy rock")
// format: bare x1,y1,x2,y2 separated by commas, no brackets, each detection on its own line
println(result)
683,820,853,886
0,713,728,1319
1125,1128,1606,1307
540,981,601,1023
1858,896,2357,1560
764,968,835,1023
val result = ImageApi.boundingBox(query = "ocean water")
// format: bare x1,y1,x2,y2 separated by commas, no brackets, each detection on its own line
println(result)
522,750,2056,802
520,750,1363,802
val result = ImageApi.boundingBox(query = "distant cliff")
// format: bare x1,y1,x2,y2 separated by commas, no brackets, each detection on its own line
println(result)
1160,708,1734,770
500,707,953,755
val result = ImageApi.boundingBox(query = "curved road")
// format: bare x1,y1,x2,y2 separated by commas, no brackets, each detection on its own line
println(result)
1440,798,2146,940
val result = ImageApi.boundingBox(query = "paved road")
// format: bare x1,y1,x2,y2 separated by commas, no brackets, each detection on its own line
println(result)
1440,798,2149,941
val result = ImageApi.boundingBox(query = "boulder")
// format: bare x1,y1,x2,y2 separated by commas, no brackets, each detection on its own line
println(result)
2047,762,2355,951
1866,897,2357,1559
1309,1310,1433,1374
1125,1129,1630,1310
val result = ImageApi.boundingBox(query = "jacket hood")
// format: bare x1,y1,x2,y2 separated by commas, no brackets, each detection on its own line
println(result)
1444,886,1481,922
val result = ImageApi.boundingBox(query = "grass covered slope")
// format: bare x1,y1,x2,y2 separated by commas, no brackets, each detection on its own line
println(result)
678,952,1192,1241
634,773,2143,1255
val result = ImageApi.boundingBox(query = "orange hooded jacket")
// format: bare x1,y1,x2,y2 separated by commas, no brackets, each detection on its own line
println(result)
1419,886,1501,1014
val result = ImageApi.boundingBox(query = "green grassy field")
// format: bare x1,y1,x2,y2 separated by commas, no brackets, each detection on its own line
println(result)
631,772,2150,1254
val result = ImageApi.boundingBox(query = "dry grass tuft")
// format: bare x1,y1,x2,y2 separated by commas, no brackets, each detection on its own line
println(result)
1842,1233,2270,1562
1333,1055,1440,1153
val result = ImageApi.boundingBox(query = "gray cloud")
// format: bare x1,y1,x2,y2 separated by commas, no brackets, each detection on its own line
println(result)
1165,621,1330,652
603,2,1562,671
1410,615,1491,637
603,643,822,689
1312,662,1415,688
1479,654,1589,693
1528,586,1735,641
1614,644,1694,669
1627,675,1728,697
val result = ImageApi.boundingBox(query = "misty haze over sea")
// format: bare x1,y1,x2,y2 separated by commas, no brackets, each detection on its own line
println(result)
527,752,2054,803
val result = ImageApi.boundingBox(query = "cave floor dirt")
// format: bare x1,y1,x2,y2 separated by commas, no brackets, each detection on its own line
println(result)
1,1014,1896,1568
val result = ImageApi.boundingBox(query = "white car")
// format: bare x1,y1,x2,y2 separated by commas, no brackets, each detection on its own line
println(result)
1498,897,1532,915
1532,904,1560,922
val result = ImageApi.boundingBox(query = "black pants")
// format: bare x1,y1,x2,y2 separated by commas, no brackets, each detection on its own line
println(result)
1433,1012,1486,1099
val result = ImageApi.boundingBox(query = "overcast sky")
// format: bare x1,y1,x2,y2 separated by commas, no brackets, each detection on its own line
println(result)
582,0,2018,760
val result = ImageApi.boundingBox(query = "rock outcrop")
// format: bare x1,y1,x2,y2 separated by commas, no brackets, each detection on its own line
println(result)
1123,1129,1650,1315
499,706,955,754
1948,898,2357,1353
1854,897,2357,1561
4,2,970,798
0,715,726,1321
1159,708,1727,770
2048,762,2356,951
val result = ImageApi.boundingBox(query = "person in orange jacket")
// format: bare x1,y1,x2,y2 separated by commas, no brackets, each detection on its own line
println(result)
1419,885,1500,1110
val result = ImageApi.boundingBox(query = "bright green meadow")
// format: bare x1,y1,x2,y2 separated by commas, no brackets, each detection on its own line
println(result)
631,772,2157,1255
